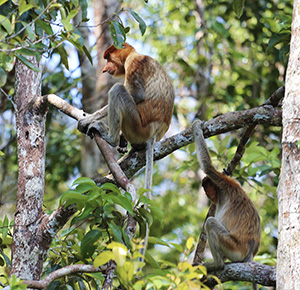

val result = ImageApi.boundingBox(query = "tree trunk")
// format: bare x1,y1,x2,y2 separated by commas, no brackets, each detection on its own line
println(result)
78,0,120,177
10,57,47,280
277,0,300,288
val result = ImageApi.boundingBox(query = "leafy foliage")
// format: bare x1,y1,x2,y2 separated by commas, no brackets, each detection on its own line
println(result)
0,0,292,288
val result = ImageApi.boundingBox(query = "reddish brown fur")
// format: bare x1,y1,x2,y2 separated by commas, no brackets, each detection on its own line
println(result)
193,121,261,272
102,43,174,145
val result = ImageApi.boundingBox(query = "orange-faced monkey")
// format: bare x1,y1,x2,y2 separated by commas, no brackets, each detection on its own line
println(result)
192,120,261,289
78,43,175,258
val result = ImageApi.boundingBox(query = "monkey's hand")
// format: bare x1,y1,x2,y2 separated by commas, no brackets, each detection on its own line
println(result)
117,134,128,154
87,121,119,147
78,117,91,135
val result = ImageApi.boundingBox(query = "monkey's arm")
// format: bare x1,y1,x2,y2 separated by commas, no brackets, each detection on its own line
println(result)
192,120,224,185
77,105,108,134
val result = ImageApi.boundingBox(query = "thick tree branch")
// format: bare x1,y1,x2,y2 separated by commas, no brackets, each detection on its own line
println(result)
96,105,282,184
205,262,276,288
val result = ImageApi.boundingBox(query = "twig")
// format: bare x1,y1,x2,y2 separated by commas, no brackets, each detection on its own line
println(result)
23,264,108,289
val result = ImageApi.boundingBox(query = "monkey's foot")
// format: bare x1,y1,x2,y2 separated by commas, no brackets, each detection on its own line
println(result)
117,146,128,154
87,121,119,147
117,135,128,154
203,262,224,271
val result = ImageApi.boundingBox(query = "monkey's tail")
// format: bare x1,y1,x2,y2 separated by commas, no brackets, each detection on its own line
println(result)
139,136,155,263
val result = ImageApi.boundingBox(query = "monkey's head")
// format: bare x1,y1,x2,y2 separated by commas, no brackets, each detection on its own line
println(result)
202,177,218,204
103,43,135,76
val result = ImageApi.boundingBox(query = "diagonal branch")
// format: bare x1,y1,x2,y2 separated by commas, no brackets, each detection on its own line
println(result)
95,104,282,185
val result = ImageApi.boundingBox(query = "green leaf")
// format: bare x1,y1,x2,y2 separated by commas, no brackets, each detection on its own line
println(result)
232,0,245,18
79,0,88,19
2,216,9,239
110,21,126,49
56,45,69,70
0,15,13,34
144,251,159,269
24,23,35,41
35,18,53,35
129,10,146,36
60,190,88,206
0,67,7,87
148,204,163,226
100,183,120,194
186,237,194,250
19,0,34,17
61,19,73,32
139,207,153,227
107,242,127,266
212,22,230,39
103,194,133,215
80,229,102,258
83,45,93,65
108,222,123,243
170,242,184,253
0,0,8,6
15,55,41,72
147,236,170,247
268,33,290,50
0,150,4,156
75,182,95,194
72,177,96,186
118,261,134,283
66,9,79,22
94,251,113,267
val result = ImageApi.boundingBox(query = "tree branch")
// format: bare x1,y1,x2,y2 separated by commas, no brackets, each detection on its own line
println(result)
40,94,134,195
205,262,276,288
23,264,107,289
96,105,282,184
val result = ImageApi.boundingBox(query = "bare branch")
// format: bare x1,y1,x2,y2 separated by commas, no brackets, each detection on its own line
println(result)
205,262,276,288
40,94,132,193
96,105,282,184
23,264,107,289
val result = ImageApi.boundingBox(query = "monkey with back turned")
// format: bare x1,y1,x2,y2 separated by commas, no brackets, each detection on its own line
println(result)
193,120,261,289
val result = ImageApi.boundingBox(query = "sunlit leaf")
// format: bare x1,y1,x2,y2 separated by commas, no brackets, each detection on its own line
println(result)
186,237,194,250
94,251,113,267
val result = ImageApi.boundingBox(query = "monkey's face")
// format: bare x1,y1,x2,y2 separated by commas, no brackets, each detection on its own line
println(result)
103,60,117,75
103,59,125,76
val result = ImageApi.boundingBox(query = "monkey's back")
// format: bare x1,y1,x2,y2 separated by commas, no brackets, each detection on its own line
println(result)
216,181,261,257
125,53,175,141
